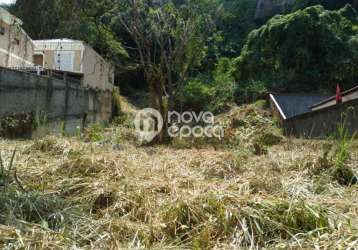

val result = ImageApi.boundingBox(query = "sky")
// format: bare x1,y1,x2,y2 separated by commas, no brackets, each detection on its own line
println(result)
0,0,15,4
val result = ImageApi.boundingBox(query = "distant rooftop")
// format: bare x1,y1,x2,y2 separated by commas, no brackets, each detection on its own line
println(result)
270,94,330,119
311,85,358,109
33,39,83,44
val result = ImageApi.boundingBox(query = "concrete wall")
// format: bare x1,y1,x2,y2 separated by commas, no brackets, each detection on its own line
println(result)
0,66,112,137
283,99,358,138
0,19,34,67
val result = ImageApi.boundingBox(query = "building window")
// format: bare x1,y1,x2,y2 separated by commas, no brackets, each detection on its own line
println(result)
33,54,44,67
0,26,5,35
14,38,20,45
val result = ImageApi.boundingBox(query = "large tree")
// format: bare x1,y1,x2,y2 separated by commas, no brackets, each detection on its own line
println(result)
118,0,214,141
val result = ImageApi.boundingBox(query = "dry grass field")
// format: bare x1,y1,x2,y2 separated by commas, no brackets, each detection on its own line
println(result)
0,102,357,249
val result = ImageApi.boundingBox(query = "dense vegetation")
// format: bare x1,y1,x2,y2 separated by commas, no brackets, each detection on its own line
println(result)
235,4,358,93
1,1,358,249
5,0,358,111
289,0,358,13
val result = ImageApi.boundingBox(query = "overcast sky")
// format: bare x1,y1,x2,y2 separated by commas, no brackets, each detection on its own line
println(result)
0,0,15,4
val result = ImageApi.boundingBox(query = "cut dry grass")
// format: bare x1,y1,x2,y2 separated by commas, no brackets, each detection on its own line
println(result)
0,104,357,249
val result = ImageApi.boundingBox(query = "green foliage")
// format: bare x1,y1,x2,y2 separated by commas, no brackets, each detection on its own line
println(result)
112,88,122,118
0,190,69,230
289,0,358,12
332,120,357,185
0,149,80,232
84,123,105,142
175,58,236,113
253,99,268,109
251,199,331,237
215,0,257,57
209,57,236,112
234,4,358,93
237,80,268,103
11,0,127,64
0,149,17,192
0,113,35,139
334,121,355,168
177,79,212,112
308,120,357,186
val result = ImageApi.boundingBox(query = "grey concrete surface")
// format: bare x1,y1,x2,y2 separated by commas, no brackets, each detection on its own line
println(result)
0,67,112,137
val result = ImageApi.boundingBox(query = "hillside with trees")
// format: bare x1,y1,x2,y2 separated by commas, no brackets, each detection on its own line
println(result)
235,5,358,94
7,0,358,106
1,0,358,249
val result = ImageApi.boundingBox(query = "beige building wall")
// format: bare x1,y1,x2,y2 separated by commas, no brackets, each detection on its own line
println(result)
34,40,114,91
38,50,82,72
0,8,34,67
83,44,114,91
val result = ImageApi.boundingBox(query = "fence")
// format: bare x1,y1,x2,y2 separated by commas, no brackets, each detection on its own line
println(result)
0,66,112,138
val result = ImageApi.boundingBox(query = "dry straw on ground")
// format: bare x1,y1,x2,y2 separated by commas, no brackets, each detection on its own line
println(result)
0,102,357,249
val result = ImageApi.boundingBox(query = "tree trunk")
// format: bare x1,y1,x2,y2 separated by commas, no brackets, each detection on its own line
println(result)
147,72,168,143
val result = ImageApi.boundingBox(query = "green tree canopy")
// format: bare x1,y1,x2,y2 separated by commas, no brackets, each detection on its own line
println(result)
10,0,127,64
234,4,358,93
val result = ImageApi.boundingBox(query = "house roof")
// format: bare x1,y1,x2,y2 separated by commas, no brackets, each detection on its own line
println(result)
33,39,85,51
270,93,329,119
33,39,84,44
310,85,358,109
34,39,112,66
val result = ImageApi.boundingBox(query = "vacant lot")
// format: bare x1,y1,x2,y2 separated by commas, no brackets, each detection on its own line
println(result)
0,104,357,249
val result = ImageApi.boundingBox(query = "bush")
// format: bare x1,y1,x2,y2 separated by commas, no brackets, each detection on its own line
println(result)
112,87,122,119
176,79,212,112
175,58,236,113
307,122,358,186
209,58,237,112
237,80,268,103
0,113,35,139
84,123,105,142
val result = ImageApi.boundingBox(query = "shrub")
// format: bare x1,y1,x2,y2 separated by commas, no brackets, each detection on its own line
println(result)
0,113,35,139
237,80,268,103
332,121,358,185
175,58,236,113
112,87,122,119
176,79,212,112
84,123,105,142
307,121,358,185
209,57,237,112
